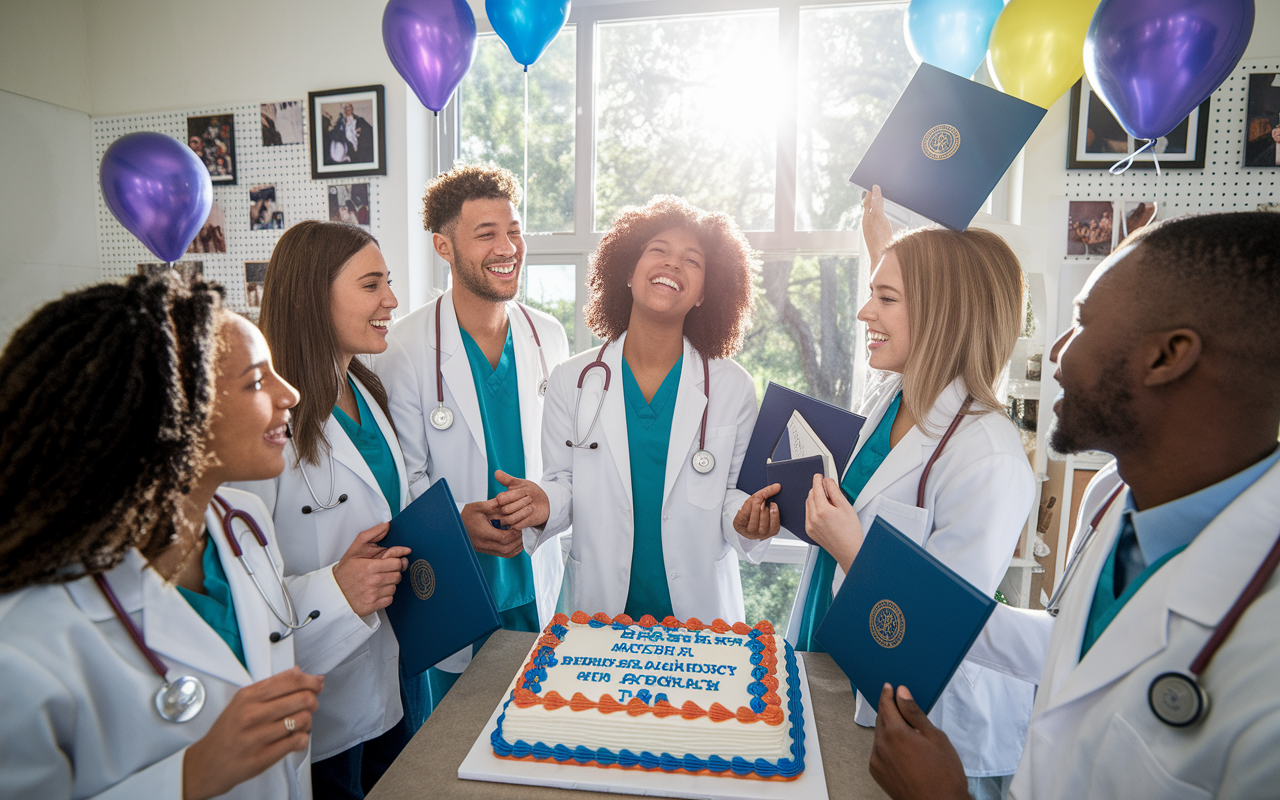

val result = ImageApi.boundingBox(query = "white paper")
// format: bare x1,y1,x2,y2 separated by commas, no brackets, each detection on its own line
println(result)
779,411,836,479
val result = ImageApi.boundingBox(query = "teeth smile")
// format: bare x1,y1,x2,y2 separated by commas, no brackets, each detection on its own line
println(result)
488,263,515,274
868,331,889,342
371,319,389,328
652,276,680,291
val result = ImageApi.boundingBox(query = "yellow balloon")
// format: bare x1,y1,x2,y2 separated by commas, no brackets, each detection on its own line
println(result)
987,0,1101,109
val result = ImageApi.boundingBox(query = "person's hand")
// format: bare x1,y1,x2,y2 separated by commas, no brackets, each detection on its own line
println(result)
733,484,782,540
182,667,323,800
332,523,411,617
492,470,550,530
869,684,969,800
461,499,524,558
804,475,863,570
862,185,895,264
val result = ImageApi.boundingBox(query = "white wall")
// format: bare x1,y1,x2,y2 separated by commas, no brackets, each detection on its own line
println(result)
0,89,100,344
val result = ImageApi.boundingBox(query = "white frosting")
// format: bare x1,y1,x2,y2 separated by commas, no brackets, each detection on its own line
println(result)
500,621,795,762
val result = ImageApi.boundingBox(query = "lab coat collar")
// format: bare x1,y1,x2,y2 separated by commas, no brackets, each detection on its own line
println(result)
323,408,386,513
204,499,280,683
65,548,149,622
663,338,707,508
507,300,547,481
1044,460,1280,713
851,376,970,510
436,289,492,461
348,370,409,512
598,330,633,506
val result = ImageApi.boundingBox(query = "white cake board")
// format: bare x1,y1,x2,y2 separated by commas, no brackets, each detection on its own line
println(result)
458,656,828,800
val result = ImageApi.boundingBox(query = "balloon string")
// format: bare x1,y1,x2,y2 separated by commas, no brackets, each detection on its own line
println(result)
1109,139,1156,176
436,111,444,177
523,68,530,230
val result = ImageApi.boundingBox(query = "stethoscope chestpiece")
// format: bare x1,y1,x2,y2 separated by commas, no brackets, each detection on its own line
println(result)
1148,671,1209,727
692,449,715,474
539,379,548,397
430,405,454,431
156,675,206,723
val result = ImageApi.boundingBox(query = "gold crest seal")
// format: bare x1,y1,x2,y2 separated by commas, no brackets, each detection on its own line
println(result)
869,599,905,648
409,559,436,601
922,124,961,161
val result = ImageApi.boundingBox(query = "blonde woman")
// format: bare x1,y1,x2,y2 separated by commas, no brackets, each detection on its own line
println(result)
794,187,1035,800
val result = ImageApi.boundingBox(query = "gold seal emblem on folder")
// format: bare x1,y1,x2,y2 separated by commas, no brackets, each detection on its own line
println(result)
870,599,905,648
409,559,436,600
922,124,961,160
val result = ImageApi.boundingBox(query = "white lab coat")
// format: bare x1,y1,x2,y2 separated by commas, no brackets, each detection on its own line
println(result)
231,374,409,761
0,489,310,800
375,290,570,671
785,372,1036,777
965,459,1280,799
528,332,769,623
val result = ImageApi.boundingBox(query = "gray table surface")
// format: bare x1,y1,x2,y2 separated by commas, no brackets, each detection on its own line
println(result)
368,630,888,799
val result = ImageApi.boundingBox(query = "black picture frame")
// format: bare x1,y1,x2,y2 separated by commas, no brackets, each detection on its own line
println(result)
1067,78,1209,170
187,114,237,185
1243,73,1280,168
308,84,387,180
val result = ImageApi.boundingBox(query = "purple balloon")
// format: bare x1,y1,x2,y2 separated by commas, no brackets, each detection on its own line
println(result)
383,0,477,113
1085,0,1254,141
99,132,213,264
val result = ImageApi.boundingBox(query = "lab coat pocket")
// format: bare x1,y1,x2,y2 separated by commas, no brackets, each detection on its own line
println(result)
1087,715,1211,800
685,426,736,510
861,495,930,546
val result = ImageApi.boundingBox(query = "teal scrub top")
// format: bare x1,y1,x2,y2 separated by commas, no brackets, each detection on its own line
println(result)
794,391,902,653
333,376,402,515
177,533,246,668
459,327,537,625
621,357,682,622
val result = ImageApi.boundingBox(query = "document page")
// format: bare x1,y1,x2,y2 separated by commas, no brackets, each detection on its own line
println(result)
773,410,836,479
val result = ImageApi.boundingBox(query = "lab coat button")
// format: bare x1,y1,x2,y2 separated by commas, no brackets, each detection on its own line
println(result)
669,572,678,579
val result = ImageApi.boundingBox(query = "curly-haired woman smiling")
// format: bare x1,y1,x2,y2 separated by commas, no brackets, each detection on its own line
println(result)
491,195,781,623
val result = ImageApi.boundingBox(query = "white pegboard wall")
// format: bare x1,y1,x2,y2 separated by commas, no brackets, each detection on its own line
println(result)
1066,59,1280,214
93,102,384,313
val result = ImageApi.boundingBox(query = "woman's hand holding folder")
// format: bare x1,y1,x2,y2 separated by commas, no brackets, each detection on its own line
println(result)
804,474,864,571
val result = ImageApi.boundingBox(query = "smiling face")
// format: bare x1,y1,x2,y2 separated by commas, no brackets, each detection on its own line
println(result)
440,197,524,304
1048,245,1144,456
857,250,910,373
205,313,300,483
330,242,397,359
628,226,706,325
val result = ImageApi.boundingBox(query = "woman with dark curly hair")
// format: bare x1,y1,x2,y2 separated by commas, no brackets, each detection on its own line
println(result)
492,195,782,623
0,274,328,799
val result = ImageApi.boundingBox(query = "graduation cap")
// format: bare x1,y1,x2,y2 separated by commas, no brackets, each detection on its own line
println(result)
849,63,1047,232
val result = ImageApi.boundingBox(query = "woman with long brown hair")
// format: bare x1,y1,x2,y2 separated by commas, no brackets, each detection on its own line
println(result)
233,220,416,800
795,186,1036,799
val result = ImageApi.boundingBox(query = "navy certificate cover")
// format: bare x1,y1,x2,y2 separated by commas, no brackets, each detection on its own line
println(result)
816,515,996,714
737,382,866,537
848,62,1046,231
383,478,501,676
765,455,826,538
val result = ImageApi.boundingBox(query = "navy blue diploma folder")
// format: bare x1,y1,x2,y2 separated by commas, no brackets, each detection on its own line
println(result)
737,382,865,544
816,516,996,714
765,456,826,539
848,62,1047,232
383,478,501,676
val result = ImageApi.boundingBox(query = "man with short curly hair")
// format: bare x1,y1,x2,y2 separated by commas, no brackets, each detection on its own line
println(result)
375,163,570,711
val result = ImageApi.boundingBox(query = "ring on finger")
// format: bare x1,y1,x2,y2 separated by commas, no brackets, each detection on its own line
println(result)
284,717,296,733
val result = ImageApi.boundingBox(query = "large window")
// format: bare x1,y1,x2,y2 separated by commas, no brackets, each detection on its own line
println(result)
448,0,915,626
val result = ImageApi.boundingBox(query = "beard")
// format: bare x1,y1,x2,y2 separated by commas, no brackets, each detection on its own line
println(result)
452,245,520,304
1048,354,1141,457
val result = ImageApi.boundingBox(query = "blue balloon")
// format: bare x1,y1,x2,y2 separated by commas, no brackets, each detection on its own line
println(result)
905,0,1005,79
99,132,213,264
486,0,571,69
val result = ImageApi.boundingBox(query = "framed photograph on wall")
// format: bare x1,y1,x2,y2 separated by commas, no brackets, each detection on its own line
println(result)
1244,73,1280,168
1067,78,1209,170
308,85,386,179
187,114,237,184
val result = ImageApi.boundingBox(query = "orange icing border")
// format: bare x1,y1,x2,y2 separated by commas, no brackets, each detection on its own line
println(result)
495,751,802,781
513,612,784,726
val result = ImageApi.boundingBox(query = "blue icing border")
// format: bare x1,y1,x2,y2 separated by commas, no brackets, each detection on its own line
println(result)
493,636,807,780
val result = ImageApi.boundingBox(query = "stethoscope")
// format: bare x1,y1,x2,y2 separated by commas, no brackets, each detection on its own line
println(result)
429,297,550,431
1044,482,1280,727
293,433,348,514
93,493,320,723
565,339,716,475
